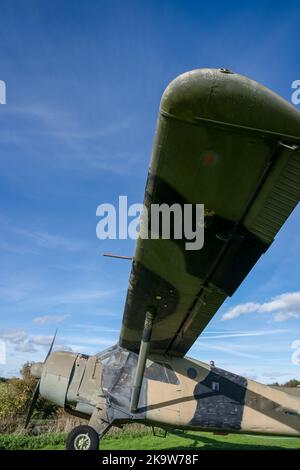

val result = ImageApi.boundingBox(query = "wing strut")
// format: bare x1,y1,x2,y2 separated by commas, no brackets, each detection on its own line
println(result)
130,309,155,413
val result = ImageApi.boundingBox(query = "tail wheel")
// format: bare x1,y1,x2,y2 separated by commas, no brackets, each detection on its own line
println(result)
66,425,99,450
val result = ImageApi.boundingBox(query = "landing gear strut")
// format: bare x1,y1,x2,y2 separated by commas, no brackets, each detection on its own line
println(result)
66,406,111,450
66,425,99,450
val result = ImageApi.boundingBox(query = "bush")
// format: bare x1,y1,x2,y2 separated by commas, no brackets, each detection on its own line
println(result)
0,362,57,433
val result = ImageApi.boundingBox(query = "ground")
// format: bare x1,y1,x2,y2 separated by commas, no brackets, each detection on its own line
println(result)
1,430,300,450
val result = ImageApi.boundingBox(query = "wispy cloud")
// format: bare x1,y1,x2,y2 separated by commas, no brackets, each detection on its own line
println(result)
72,324,119,333
0,276,120,316
194,341,260,359
50,288,120,305
1,104,133,140
0,285,28,302
262,371,291,379
0,217,83,254
0,102,139,175
16,229,83,252
33,314,70,325
199,329,289,340
222,292,300,322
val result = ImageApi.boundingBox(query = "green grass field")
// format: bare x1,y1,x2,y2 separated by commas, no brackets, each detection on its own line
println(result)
1,430,300,450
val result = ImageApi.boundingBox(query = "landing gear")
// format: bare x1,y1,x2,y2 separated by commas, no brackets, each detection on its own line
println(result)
66,406,111,450
66,425,99,450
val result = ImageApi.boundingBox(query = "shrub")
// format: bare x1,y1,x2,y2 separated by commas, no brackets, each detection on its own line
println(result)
0,362,57,433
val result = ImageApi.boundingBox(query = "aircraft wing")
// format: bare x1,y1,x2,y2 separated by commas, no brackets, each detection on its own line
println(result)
119,68,300,357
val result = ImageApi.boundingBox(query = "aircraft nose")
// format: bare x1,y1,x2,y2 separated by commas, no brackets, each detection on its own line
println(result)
30,362,44,379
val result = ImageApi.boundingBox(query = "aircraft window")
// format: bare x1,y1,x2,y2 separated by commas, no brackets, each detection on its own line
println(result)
212,381,220,392
145,362,180,385
187,367,197,379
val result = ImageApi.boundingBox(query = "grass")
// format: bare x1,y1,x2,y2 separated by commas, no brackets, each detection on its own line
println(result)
1,429,300,450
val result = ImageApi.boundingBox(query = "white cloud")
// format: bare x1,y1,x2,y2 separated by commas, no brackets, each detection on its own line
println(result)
273,312,299,322
0,327,117,364
222,292,300,322
0,329,38,355
33,314,70,325
222,302,260,321
0,329,27,344
15,342,37,353
0,330,63,357
30,335,54,346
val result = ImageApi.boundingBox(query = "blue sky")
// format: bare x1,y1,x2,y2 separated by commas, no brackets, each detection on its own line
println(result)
0,0,300,383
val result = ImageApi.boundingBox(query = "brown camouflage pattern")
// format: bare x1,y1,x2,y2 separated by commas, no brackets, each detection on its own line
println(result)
45,346,300,437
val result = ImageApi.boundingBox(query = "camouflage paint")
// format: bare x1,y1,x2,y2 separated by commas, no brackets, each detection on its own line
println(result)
33,70,300,441
100,347,300,437
142,353,300,436
120,68,300,357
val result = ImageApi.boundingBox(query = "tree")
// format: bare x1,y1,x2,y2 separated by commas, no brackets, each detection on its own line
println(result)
283,379,300,388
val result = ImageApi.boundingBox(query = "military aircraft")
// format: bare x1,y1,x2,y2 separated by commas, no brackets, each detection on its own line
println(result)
25,68,300,450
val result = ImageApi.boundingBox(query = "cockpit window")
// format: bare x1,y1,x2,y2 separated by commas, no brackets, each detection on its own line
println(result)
145,362,180,385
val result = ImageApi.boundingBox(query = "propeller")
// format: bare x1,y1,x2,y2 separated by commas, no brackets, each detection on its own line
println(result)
24,330,57,428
